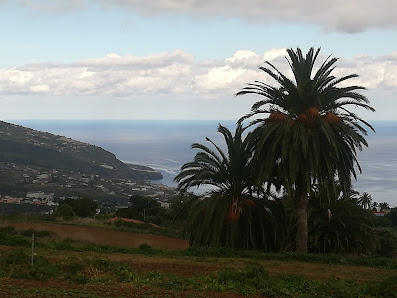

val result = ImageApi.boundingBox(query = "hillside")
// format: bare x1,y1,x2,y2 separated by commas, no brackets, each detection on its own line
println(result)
0,121,162,181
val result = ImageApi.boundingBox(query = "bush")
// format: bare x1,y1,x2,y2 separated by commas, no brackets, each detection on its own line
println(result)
56,203,75,220
0,234,30,246
367,274,397,297
0,249,30,266
137,243,159,255
21,228,52,238
58,257,85,274
376,229,397,258
0,249,58,281
0,226,17,235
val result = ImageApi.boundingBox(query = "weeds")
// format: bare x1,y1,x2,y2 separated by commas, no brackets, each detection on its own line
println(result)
3,225,397,271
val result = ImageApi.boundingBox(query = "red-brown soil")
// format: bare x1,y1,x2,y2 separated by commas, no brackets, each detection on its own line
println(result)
0,221,189,250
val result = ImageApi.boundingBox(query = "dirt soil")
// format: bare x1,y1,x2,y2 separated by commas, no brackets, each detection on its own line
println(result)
0,221,189,250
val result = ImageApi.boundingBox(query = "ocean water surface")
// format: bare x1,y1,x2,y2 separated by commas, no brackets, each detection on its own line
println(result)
11,120,397,206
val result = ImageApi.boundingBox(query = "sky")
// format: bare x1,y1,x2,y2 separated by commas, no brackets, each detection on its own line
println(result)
1,0,397,120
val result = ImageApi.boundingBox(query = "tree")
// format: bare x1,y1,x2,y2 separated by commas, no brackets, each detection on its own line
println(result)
358,192,373,210
379,202,390,210
63,197,98,217
308,184,378,255
236,47,374,253
175,124,285,250
129,195,161,220
56,203,75,220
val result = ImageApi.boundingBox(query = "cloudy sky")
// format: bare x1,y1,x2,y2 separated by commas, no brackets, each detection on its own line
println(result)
1,0,396,120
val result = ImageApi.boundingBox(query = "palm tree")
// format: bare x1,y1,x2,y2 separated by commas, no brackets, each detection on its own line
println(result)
308,184,378,255
236,47,375,253
175,123,255,198
358,192,373,210
174,123,285,250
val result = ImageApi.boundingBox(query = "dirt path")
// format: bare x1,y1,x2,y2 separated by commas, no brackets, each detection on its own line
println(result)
0,221,189,250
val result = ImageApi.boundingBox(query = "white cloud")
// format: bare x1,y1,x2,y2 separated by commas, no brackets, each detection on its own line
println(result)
19,0,397,33
30,84,49,93
1,48,397,101
0,48,396,120
103,0,397,33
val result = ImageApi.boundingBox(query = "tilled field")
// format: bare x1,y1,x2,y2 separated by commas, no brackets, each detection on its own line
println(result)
0,221,189,250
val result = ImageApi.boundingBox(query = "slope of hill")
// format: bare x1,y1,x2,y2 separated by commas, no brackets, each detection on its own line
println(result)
0,121,162,180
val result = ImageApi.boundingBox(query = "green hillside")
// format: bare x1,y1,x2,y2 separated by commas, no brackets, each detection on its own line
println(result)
0,121,162,181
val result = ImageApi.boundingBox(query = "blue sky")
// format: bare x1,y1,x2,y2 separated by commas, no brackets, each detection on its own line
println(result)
1,0,396,120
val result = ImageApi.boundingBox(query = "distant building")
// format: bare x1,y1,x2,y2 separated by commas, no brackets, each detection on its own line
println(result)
160,201,171,209
26,192,55,205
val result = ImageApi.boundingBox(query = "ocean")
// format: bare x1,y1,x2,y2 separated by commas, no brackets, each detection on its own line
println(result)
10,120,397,207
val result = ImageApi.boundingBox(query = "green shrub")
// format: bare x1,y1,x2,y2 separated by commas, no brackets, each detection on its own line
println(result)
0,234,30,246
0,249,58,281
21,228,52,238
137,243,158,255
48,239,76,251
58,257,85,274
367,274,397,297
67,273,90,284
0,226,17,235
1,249,30,266
376,229,397,258
28,264,59,281
161,274,185,290
84,257,135,283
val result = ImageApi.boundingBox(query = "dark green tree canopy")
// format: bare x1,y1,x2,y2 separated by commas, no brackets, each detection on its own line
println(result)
236,47,375,253
63,197,97,218
237,47,375,194
174,123,285,251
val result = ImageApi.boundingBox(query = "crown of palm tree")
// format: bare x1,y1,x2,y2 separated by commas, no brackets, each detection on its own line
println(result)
175,123,256,197
237,47,375,194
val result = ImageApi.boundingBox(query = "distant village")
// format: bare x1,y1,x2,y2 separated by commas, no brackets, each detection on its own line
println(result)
0,162,177,215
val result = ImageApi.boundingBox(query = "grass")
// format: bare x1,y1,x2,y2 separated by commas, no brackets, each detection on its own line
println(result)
1,248,395,297
2,224,397,296
2,225,397,270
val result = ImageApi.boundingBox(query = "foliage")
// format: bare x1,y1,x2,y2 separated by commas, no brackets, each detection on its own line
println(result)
137,262,367,297
115,207,143,221
56,203,75,220
62,197,98,218
367,274,397,297
390,209,397,226
116,194,163,222
376,229,397,258
307,185,378,255
175,124,285,251
357,192,373,210
20,228,52,237
236,47,375,252
185,194,285,251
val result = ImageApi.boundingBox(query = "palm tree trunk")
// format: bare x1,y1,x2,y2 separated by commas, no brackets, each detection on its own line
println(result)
295,181,308,253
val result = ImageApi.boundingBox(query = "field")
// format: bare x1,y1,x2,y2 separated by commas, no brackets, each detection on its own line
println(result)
0,221,189,250
1,221,397,297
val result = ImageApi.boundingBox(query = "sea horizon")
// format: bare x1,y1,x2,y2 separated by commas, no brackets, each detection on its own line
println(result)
7,119,397,207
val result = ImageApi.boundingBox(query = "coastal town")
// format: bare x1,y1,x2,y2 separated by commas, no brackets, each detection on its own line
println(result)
0,161,177,215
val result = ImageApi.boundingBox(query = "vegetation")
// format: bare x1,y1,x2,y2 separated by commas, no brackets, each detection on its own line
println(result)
0,120,161,180
175,124,285,251
2,225,397,297
175,47,375,255
307,185,378,255
236,47,374,252
61,197,98,218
